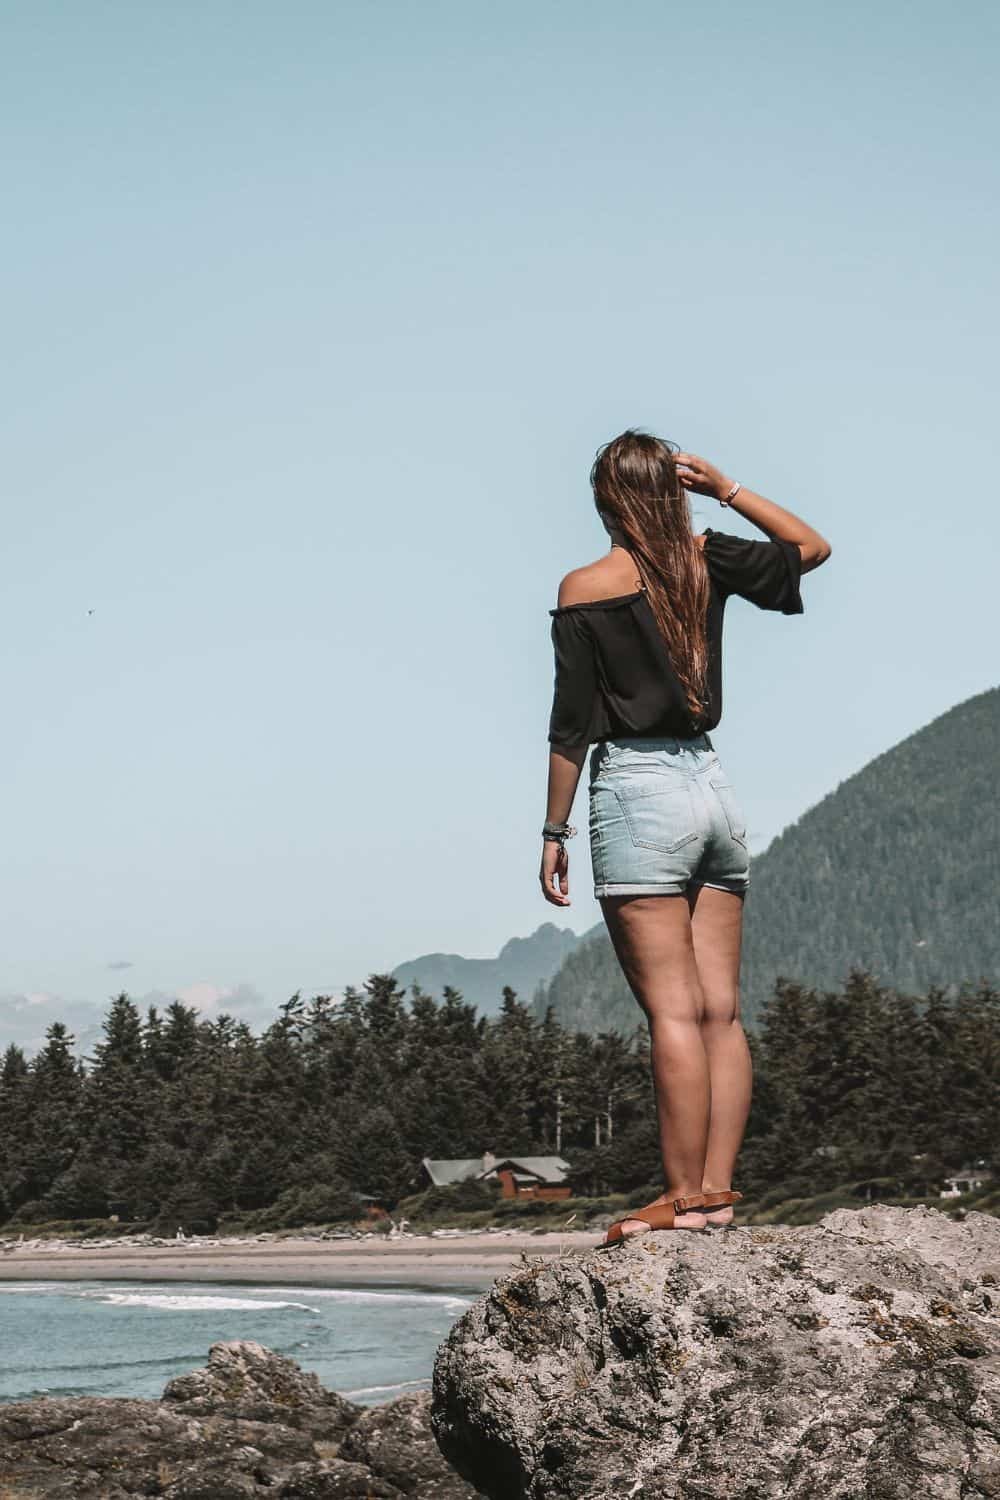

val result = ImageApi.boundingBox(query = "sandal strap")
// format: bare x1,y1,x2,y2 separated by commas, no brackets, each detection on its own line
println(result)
625,1202,677,1232
603,1194,711,1245
701,1190,743,1209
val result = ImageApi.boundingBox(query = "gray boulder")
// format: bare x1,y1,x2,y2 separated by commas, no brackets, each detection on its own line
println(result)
162,1338,360,1440
431,1204,1000,1499
0,1341,481,1498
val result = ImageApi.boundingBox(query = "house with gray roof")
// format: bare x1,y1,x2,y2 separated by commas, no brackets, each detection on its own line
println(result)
420,1150,573,1201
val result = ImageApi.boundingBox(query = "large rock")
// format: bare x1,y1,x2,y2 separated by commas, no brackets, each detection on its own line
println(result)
162,1339,359,1440
431,1205,1000,1499
0,1341,480,1499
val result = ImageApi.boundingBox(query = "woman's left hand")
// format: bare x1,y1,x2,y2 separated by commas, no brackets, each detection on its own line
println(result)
540,840,571,906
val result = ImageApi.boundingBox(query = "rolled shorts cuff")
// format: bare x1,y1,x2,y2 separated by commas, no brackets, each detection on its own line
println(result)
594,878,750,898
594,881,688,897
689,878,749,896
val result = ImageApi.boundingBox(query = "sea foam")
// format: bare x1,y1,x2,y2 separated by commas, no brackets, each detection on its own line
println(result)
254,1285,473,1311
89,1292,320,1312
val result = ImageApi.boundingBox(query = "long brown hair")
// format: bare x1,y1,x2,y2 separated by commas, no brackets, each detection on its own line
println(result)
590,429,710,725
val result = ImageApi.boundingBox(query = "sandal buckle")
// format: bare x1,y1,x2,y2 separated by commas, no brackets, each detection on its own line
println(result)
672,1195,705,1215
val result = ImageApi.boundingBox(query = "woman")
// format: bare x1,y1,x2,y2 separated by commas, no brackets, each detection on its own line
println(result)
540,430,831,1246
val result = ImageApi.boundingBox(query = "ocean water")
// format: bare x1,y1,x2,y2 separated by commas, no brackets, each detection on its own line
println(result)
0,1280,478,1406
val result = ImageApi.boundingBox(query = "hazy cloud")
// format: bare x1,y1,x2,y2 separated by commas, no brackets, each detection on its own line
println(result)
1,980,286,1056
175,981,233,1013
0,992,106,1057
137,981,273,1030
106,960,134,971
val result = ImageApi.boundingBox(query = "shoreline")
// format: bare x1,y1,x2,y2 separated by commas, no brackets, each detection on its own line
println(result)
0,1230,599,1289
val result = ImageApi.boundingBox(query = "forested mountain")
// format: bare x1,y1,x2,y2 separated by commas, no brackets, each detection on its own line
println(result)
528,929,625,1036
1,970,996,1231
392,921,582,1017
533,687,1000,1032
740,686,1000,1019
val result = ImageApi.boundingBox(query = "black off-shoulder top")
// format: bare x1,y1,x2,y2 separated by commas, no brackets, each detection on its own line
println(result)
547,528,804,748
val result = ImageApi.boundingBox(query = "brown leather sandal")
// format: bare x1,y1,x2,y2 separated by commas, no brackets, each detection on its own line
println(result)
599,1194,708,1250
700,1189,743,1228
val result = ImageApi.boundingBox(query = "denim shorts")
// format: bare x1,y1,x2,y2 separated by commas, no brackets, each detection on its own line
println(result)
588,732,750,898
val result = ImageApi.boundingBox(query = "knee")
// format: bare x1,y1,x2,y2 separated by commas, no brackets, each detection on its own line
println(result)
698,1003,742,1031
648,1012,705,1049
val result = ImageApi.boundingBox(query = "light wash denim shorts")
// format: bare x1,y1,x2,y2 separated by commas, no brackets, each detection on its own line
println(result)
588,732,750,898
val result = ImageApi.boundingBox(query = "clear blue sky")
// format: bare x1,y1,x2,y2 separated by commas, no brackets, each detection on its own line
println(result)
2,1,997,1045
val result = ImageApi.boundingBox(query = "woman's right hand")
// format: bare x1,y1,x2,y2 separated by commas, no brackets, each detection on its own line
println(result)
540,840,571,907
675,452,734,501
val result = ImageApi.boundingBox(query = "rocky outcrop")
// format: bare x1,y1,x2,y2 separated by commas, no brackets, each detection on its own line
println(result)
0,1341,480,1499
162,1339,360,1441
431,1205,1000,1499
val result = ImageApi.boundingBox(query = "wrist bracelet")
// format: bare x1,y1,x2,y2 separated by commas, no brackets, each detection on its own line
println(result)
719,481,742,507
542,821,577,843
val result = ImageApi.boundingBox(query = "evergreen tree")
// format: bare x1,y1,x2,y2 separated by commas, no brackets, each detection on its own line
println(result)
480,988,538,1152
338,1104,414,1201
0,1044,33,1212
83,994,153,1167
26,1023,83,1203
156,1001,201,1081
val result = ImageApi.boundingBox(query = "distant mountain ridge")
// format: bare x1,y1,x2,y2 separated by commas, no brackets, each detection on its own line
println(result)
391,921,584,1015
532,686,1000,1032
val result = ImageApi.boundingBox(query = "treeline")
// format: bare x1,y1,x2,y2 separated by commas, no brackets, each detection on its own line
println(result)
0,980,649,1232
740,970,1000,1197
0,969,996,1233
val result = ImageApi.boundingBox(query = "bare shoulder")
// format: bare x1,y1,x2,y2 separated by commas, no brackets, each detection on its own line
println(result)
556,555,629,609
557,535,708,608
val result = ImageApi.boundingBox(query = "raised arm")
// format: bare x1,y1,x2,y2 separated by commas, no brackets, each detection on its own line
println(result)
676,453,832,572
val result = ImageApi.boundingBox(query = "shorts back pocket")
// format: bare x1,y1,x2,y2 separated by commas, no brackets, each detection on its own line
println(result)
613,778,698,855
709,777,748,847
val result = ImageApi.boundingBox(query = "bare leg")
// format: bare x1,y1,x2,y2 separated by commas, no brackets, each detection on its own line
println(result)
599,893,710,1233
687,883,752,1223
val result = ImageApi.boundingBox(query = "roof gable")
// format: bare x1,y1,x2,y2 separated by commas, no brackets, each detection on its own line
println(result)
421,1153,572,1187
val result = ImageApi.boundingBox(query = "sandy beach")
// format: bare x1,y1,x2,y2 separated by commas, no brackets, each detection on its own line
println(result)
0,1230,599,1289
